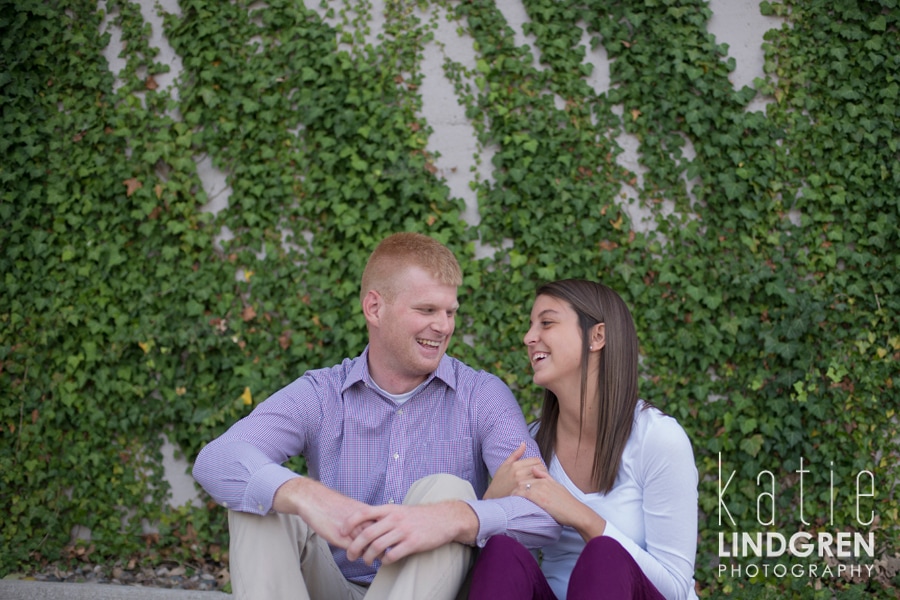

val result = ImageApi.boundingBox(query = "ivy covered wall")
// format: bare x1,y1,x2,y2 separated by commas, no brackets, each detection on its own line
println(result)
1,0,898,597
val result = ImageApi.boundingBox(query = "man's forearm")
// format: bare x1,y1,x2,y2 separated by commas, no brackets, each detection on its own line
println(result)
271,477,370,550
272,476,312,514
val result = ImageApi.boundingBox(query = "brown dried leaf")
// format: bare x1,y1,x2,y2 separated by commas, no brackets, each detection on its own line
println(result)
124,178,142,197
241,305,257,322
278,330,292,350
598,240,618,251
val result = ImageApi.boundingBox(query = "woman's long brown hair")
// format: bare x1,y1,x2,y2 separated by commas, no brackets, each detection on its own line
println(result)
533,279,642,494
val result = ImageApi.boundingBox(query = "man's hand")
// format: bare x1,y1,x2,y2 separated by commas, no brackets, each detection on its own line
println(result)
483,441,546,499
341,501,478,566
272,478,372,550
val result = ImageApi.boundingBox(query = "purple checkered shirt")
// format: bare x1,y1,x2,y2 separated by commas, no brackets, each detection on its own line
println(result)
193,347,560,584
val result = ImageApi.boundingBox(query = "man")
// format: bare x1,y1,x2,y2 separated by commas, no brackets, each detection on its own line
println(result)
193,232,560,600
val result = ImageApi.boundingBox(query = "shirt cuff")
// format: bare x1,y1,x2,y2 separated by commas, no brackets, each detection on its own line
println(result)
464,499,508,547
601,520,629,546
241,463,301,514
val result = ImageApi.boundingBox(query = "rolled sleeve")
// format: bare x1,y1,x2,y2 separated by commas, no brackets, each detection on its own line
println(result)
243,463,302,514
465,498,507,547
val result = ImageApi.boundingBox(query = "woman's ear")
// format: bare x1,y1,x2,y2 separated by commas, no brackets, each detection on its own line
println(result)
590,323,606,351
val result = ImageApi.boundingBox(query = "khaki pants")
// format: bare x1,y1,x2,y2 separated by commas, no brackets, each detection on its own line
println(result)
228,474,476,600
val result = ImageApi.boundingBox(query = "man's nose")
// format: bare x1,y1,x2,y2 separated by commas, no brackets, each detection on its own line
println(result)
433,312,453,333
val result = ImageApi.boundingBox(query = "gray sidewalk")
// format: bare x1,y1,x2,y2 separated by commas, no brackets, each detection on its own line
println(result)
0,580,229,599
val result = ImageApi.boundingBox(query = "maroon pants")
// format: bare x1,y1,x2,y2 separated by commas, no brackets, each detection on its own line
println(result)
468,535,666,600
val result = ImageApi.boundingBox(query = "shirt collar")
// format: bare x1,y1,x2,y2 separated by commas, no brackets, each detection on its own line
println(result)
343,345,457,393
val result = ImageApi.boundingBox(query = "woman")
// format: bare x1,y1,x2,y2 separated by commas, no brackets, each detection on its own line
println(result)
469,279,698,600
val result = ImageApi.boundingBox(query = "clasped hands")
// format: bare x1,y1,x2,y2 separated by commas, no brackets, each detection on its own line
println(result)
274,478,470,567
339,500,459,566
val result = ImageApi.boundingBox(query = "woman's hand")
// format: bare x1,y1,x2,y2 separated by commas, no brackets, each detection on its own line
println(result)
513,469,607,542
484,442,546,499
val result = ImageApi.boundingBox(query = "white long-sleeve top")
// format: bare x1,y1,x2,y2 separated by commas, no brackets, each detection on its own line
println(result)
539,401,699,600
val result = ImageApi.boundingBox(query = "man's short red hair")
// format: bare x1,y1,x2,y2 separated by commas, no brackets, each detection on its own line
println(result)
360,233,462,303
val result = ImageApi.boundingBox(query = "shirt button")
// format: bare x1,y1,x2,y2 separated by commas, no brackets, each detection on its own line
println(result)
393,453,400,460
388,498,395,504
397,409,403,415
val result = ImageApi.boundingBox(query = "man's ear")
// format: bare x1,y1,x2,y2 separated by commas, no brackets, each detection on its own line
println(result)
590,323,606,351
362,289,383,326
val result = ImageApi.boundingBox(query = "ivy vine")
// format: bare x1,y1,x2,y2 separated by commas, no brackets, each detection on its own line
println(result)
1,0,897,597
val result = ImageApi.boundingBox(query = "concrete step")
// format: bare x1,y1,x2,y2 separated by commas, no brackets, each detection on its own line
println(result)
0,580,229,599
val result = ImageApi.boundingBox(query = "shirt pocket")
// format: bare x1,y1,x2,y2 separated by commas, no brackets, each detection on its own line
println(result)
411,438,474,483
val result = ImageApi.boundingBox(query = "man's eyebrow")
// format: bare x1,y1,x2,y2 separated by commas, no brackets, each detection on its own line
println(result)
414,302,460,311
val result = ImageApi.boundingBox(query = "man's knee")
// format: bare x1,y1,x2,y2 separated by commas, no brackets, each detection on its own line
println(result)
228,509,314,551
404,473,476,504
228,509,269,534
229,508,288,530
